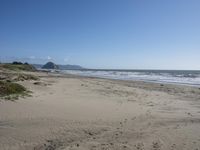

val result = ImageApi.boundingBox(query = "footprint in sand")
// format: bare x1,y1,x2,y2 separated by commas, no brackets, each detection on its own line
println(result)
134,142,144,150
152,141,161,150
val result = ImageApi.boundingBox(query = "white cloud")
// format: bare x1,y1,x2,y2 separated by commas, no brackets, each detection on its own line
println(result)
30,56,36,59
47,56,52,60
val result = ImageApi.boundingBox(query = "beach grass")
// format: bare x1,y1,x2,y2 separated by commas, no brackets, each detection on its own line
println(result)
0,81,31,101
13,74,39,81
0,63,36,71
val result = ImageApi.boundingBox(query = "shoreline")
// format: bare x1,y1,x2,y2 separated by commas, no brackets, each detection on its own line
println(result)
42,69,200,88
57,69,200,88
53,71,200,98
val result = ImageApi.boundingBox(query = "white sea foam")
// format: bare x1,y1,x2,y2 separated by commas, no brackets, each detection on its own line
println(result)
61,70,200,87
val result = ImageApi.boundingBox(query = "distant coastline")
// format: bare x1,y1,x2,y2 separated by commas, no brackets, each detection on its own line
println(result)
32,63,85,70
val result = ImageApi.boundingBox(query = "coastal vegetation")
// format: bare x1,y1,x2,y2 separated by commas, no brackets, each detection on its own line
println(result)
0,62,38,100
0,81,26,96
0,62,36,71
0,81,31,100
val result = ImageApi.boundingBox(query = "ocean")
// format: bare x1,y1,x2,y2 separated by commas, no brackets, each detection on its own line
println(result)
60,69,200,87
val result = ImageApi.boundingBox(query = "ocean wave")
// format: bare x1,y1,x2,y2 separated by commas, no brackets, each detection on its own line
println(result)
61,70,200,87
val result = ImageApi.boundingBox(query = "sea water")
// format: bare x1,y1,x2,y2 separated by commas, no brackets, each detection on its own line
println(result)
61,69,200,87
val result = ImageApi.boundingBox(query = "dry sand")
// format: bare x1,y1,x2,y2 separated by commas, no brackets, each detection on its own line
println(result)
0,72,200,150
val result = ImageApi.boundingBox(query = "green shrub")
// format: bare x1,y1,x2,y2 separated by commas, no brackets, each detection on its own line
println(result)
0,81,26,96
0,63,36,71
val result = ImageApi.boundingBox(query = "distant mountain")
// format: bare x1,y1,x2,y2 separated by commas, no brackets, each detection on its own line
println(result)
32,64,43,69
42,62,59,69
32,63,85,70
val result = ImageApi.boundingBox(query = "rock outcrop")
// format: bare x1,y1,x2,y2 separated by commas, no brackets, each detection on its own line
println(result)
42,62,59,69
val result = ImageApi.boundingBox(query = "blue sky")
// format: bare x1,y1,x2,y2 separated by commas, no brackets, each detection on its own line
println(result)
0,0,200,69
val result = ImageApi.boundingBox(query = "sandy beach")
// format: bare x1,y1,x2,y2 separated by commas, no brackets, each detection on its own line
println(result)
0,71,200,150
